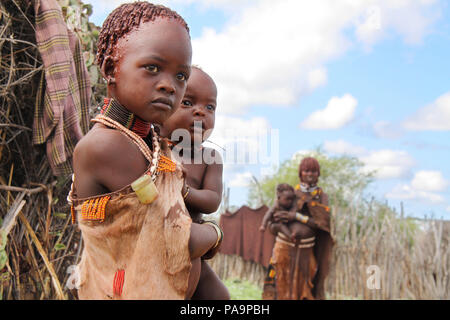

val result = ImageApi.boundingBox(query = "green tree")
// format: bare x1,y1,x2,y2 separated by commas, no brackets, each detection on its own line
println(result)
247,147,418,244
247,147,375,208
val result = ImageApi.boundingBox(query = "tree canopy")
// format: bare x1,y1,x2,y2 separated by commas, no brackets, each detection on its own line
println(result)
247,147,375,208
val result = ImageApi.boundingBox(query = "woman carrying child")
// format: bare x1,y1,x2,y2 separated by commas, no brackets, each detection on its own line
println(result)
263,157,334,300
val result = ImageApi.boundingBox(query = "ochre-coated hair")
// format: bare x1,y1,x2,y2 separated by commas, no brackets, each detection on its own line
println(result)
276,183,294,195
298,157,321,181
96,1,190,68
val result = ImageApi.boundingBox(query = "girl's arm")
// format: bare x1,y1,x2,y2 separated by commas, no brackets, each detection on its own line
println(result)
189,223,221,259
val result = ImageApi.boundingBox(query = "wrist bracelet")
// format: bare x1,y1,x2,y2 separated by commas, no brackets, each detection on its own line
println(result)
203,220,223,249
295,212,309,224
183,185,190,199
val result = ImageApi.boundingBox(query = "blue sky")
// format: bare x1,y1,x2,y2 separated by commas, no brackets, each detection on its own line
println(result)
85,0,450,219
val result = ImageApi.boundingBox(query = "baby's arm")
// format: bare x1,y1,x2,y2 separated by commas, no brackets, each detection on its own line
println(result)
260,202,277,231
189,223,221,259
183,149,223,214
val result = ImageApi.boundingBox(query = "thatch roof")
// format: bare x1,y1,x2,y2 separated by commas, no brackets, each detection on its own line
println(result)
0,0,101,300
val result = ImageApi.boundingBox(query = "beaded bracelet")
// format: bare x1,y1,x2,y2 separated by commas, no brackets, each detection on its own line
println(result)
295,212,309,224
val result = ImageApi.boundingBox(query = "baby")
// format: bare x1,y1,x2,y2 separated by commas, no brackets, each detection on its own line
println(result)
260,183,313,241
160,66,229,299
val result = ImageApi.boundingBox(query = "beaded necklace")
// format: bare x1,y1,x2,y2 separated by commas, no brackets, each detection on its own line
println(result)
67,99,177,224
299,183,318,193
100,98,151,139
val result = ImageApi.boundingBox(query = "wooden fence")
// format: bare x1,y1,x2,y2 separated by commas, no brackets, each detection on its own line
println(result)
209,202,450,300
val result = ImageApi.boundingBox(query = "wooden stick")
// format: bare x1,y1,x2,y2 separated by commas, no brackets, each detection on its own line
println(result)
0,180,57,195
1,197,25,236
23,232,47,299
18,211,66,300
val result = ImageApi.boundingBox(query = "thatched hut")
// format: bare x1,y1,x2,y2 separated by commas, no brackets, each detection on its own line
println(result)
0,0,101,299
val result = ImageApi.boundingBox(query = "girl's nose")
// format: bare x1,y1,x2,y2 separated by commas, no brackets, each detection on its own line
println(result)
156,75,175,94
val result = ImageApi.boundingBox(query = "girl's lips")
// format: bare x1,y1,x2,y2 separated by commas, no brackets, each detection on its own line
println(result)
152,97,173,110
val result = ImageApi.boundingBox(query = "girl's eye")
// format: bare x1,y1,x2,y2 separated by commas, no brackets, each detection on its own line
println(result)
145,65,159,73
182,100,193,107
177,73,187,81
206,105,215,111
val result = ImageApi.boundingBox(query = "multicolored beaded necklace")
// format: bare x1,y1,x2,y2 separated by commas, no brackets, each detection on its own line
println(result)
100,98,151,139
299,182,318,193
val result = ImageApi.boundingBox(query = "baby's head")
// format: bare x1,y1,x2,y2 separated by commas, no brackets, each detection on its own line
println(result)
97,2,192,125
160,66,217,144
276,183,295,210
298,157,320,186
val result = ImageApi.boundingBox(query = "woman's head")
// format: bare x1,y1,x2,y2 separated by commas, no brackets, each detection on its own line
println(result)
298,157,320,185
97,2,192,125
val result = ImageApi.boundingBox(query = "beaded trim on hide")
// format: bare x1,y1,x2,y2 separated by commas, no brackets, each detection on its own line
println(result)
113,269,125,297
157,154,177,173
80,195,111,222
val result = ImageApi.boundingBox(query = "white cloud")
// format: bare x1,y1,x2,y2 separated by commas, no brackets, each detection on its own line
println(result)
86,0,441,115
204,115,279,172
386,183,445,204
324,140,415,179
207,115,272,153
170,0,258,11
372,121,403,139
410,170,448,192
300,94,358,130
356,1,440,47
360,149,415,179
355,5,383,49
386,169,448,205
191,0,440,114
307,67,328,90
403,92,450,131
228,171,253,187
323,139,366,156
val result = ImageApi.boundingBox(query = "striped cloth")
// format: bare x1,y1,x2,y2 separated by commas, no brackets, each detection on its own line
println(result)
33,0,90,176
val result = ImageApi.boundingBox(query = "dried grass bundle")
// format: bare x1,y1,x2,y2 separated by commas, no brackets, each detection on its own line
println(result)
0,0,101,300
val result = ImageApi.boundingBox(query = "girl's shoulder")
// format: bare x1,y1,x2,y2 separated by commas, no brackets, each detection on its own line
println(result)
74,124,144,171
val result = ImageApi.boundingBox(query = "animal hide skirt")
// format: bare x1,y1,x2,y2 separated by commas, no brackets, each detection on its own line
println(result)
71,162,192,300
271,236,317,300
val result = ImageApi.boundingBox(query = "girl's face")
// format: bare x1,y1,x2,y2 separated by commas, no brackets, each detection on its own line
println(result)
105,19,192,125
161,67,217,144
300,169,319,185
